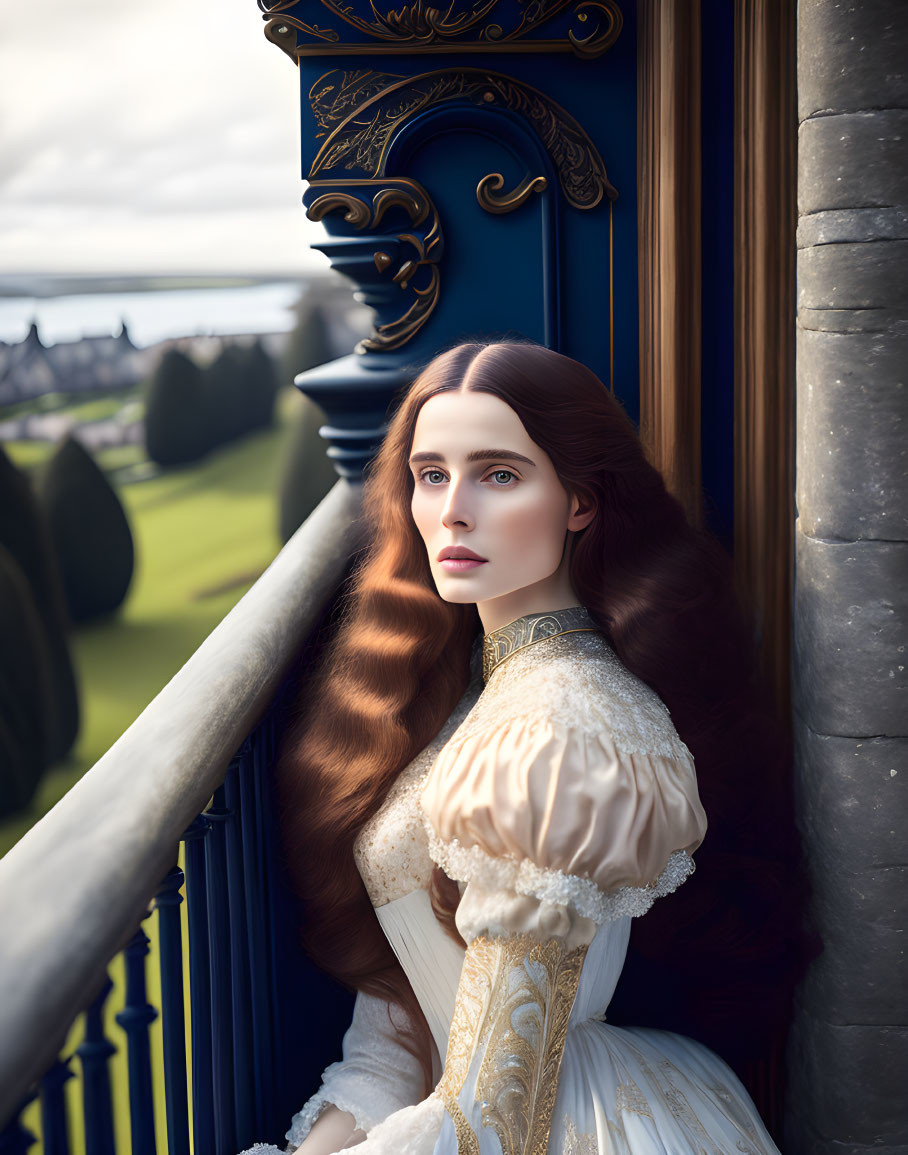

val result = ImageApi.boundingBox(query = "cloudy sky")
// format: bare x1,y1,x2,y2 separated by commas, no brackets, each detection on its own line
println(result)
0,0,328,274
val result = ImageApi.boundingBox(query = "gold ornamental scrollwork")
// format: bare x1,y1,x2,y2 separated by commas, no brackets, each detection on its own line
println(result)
306,178,443,352
257,0,622,59
307,68,616,210
476,172,547,214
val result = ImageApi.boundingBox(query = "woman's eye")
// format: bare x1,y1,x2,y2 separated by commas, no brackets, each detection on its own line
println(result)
487,469,517,485
420,469,447,485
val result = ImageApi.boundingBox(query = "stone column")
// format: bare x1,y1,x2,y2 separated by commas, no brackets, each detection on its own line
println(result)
788,2,908,1152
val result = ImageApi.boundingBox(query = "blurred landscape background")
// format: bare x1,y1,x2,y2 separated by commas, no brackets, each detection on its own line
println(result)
0,0,369,852
0,275,369,855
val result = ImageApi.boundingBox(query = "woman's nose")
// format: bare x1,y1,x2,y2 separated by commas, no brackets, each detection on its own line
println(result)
441,480,474,530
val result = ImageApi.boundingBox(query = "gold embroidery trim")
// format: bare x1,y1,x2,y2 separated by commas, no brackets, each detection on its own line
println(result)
482,606,599,681
475,935,588,1155
438,942,494,1153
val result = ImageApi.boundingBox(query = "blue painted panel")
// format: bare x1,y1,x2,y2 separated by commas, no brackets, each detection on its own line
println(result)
403,122,549,348
296,5,639,415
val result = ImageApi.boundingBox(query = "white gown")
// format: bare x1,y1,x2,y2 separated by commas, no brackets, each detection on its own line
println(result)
244,609,781,1155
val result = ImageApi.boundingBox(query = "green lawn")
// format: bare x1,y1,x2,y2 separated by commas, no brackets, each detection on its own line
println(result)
2,388,317,1152
1,410,297,857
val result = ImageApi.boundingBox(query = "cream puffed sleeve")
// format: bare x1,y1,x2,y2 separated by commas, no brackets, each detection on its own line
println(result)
417,704,707,1155
423,710,706,946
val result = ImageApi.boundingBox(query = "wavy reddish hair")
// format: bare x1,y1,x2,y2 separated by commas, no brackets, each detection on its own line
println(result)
277,341,812,1120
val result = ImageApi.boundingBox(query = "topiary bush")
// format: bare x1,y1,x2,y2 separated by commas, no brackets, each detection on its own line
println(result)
204,344,250,448
243,339,281,431
35,436,135,623
278,393,337,544
0,444,79,763
145,349,212,466
0,544,54,816
281,303,335,388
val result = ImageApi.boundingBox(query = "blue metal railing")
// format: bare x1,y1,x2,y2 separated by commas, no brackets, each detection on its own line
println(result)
0,707,355,1155
0,480,364,1154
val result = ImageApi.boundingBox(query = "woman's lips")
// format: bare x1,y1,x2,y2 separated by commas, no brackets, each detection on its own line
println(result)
437,546,487,570
439,557,487,572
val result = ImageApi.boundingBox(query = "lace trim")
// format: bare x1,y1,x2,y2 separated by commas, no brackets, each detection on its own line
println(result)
285,1094,332,1147
284,1071,386,1147
427,834,695,925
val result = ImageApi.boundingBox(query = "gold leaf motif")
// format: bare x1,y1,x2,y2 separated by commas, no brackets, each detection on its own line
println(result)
308,68,617,211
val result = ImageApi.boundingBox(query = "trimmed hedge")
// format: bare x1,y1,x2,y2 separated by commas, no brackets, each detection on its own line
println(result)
0,545,53,816
0,444,79,763
281,304,335,387
36,436,134,623
243,339,280,431
278,395,337,544
145,349,211,466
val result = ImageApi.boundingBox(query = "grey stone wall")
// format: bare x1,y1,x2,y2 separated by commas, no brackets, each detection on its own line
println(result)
788,2,908,1151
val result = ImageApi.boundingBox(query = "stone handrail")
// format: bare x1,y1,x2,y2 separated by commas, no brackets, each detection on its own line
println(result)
0,479,365,1125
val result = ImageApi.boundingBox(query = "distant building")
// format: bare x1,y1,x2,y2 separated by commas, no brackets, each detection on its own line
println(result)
0,321,154,408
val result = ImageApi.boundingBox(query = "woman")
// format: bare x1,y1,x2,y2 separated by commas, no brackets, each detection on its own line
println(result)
246,341,808,1153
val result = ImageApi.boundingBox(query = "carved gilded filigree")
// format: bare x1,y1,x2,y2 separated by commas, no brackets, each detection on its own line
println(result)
308,68,616,210
306,177,443,351
258,0,622,60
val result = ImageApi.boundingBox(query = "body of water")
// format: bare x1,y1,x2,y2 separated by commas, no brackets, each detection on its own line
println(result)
0,281,304,348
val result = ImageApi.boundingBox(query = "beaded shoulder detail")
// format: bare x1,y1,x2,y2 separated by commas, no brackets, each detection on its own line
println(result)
467,626,689,762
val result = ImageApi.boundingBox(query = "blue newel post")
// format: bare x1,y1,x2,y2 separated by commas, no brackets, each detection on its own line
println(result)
294,179,447,480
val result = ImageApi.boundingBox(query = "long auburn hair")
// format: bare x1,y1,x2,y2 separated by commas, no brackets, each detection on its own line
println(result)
277,341,811,1116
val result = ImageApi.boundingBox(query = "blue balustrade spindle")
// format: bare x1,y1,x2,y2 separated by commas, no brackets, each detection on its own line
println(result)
0,1090,37,1155
40,1058,73,1155
76,973,116,1155
115,916,158,1155
155,865,190,1155
224,752,255,1147
205,785,236,1154
183,815,215,1153
256,723,283,1084
240,730,274,1127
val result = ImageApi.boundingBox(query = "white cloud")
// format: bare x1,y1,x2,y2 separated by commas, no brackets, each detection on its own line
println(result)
0,0,328,273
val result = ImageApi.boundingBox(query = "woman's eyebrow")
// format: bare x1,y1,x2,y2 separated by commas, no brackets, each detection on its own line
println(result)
408,449,536,466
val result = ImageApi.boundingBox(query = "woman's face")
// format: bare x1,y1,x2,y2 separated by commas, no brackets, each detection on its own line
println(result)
409,389,593,632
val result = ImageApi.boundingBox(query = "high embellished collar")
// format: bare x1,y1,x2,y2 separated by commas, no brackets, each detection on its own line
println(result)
482,605,599,682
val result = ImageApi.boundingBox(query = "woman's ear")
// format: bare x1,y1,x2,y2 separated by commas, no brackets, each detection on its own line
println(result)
567,491,596,532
